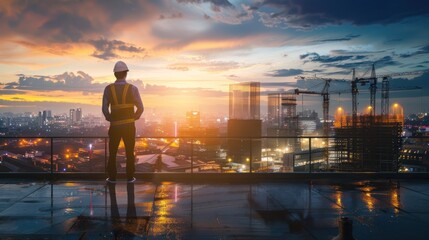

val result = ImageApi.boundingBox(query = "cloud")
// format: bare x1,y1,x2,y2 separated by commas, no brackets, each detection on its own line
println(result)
40,12,94,42
0,0,158,57
265,68,304,77
176,0,255,25
159,12,184,20
298,51,399,70
88,38,146,60
414,65,427,69
311,34,360,43
6,72,105,92
4,71,229,98
177,0,234,11
330,49,386,55
167,65,190,71
251,0,429,29
324,56,399,69
0,88,23,95
300,52,365,63
399,44,429,58
225,74,238,78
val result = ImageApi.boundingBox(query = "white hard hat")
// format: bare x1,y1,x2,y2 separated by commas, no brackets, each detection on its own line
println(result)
113,61,129,72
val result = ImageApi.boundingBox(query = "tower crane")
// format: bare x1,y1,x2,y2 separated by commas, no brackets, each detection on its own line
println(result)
351,64,426,124
294,77,347,137
351,65,377,121
377,71,424,118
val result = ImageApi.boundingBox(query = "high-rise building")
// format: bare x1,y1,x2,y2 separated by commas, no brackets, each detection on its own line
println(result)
76,108,82,122
69,109,76,123
228,82,261,166
42,110,47,123
229,82,260,120
186,111,200,129
38,111,43,126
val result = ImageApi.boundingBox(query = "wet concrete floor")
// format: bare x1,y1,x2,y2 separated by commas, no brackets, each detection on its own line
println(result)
1,179,429,239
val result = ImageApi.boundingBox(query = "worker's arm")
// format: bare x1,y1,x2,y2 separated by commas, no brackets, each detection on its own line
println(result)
132,85,144,120
102,86,112,121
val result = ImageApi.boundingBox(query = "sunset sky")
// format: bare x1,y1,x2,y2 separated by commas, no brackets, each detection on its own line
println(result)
0,0,428,118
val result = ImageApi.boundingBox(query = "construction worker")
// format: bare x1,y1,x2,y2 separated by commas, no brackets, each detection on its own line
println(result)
102,61,144,183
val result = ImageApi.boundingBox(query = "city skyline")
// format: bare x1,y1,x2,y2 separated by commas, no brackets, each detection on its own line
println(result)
0,0,428,116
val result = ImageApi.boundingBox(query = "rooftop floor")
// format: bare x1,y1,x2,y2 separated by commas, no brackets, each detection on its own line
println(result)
1,179,429,239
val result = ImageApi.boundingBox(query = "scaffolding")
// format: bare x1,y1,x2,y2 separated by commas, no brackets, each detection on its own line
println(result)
332,115,402,172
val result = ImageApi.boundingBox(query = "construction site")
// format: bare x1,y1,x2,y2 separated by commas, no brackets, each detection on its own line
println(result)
277,64,423,172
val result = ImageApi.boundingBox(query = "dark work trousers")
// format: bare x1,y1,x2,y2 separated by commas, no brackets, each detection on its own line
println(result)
108,124,136,179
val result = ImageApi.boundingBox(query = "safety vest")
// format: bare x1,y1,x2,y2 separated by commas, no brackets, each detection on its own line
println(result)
109,83,135,126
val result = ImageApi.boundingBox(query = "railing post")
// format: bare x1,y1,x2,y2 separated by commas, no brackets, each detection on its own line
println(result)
191,138,194,174
50,137,53,180
309,137,312,173
250,137,253,173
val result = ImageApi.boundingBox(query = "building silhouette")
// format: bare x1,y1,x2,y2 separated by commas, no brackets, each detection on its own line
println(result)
227,82,261,168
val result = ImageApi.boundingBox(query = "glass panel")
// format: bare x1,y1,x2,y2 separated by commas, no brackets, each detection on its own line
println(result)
53,138,105,172
399,136,429,173
0,138,51,172
135,137,181,173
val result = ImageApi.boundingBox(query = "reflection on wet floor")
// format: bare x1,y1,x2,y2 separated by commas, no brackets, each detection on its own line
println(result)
0,179,429,239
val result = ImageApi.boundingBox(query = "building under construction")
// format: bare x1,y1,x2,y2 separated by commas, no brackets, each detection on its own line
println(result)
332,113,403,172
267,93,300,152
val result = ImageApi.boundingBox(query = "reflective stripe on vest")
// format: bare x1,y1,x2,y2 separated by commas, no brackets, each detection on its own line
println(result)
110,83,134,126
110,118,135,126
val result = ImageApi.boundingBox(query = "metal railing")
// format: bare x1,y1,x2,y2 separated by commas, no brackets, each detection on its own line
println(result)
0,136,428,181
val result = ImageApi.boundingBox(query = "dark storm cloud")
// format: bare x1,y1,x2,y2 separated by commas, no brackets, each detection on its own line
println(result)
252,0,429,28
265,69,304,77
399,44,429,58
88,38,145,60
312,34,360,43
300,52,366,64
